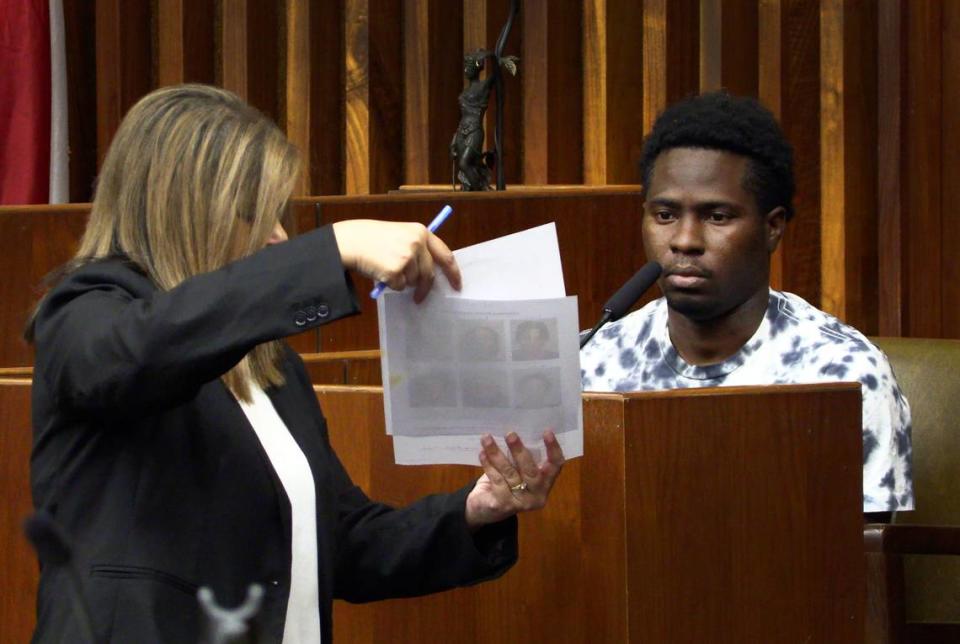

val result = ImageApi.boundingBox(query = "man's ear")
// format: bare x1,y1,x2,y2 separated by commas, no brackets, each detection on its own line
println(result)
765,206,787,253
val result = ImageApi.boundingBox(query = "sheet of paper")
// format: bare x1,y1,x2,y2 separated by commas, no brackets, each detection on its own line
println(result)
377,294,583,465
432,222,566,299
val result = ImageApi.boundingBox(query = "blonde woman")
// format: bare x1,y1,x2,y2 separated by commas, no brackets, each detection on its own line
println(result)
27,84,564,643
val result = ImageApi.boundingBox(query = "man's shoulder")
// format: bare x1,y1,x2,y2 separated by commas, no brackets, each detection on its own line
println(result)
775,291,872,346
772,290,892,376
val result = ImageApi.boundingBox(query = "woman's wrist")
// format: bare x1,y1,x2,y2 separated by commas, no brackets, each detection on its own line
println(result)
330,221,359,271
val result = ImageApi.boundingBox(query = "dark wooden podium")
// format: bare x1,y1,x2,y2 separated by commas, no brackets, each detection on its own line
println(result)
319,383,864,643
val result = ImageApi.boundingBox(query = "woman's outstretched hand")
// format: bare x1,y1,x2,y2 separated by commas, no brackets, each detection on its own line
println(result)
464,430,566,530
332,220,462,303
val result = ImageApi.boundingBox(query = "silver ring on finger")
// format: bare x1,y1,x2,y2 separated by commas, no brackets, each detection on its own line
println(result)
510,481,528,492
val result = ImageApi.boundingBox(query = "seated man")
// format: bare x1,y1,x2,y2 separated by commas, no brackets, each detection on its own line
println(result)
579,92,913,514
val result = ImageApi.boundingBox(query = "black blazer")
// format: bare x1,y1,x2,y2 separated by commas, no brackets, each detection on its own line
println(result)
30,226,517,643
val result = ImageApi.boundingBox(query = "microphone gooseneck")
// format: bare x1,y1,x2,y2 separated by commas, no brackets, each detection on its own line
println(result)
579,261,663,349
579,311,613,350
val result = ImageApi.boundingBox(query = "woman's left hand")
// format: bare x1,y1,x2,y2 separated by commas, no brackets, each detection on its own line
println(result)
464,430,565,530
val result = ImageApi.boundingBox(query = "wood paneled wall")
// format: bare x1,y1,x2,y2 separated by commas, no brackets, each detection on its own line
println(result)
33,0,960,339
876,0,960,339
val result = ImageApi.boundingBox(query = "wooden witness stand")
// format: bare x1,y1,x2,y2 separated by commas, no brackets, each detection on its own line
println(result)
319,383,865,643
0,380,864,641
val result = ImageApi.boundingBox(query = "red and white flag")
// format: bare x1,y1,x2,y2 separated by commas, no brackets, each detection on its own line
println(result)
0,0,68,205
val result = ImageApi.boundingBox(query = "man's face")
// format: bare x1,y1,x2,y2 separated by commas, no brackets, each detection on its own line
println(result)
518,376,549,405
474,327,499,354
518,326,546,352
642,147,783,322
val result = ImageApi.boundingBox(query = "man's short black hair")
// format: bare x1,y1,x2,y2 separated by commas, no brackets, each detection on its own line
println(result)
639,92,795,220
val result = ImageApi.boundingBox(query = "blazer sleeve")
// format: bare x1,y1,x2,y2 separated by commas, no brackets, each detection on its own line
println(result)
33,226,359,417
284,351,518,603
331,479,519,603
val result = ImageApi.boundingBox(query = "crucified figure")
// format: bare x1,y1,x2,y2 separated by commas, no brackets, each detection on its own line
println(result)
450,51,496,191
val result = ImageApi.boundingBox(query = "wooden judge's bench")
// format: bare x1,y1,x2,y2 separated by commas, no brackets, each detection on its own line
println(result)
0,190,864,642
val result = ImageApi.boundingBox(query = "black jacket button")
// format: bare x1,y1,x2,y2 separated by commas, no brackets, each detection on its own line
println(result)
305,305,318,321
294,311,307,326
317,304,330,319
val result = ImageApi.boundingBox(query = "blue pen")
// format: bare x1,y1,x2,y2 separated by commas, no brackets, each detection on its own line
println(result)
369,204,454,299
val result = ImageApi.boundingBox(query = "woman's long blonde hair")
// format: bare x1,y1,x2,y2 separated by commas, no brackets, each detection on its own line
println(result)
33,84,299,401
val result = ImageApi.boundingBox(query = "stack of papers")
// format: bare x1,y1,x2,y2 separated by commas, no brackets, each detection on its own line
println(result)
377,223,583,465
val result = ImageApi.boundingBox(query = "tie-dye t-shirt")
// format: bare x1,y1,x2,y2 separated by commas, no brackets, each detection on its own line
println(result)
580,289,913,512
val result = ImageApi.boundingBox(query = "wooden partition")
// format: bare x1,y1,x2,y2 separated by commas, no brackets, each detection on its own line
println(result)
0,355,381,389
0,379,36,644
314,188,645,351
0,206,88,367
0,203,318,366
319,383,865,642
0,189,643,366
301,350,382,387
0,380,864,642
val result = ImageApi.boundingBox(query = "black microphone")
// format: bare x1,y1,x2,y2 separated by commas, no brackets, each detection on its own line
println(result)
24,511,99,644
579,261,662,349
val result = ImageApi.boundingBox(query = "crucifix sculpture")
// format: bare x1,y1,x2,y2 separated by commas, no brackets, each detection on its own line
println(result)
450,0,519,191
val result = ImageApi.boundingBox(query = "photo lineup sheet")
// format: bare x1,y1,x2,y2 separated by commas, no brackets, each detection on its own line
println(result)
377,224,583,465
